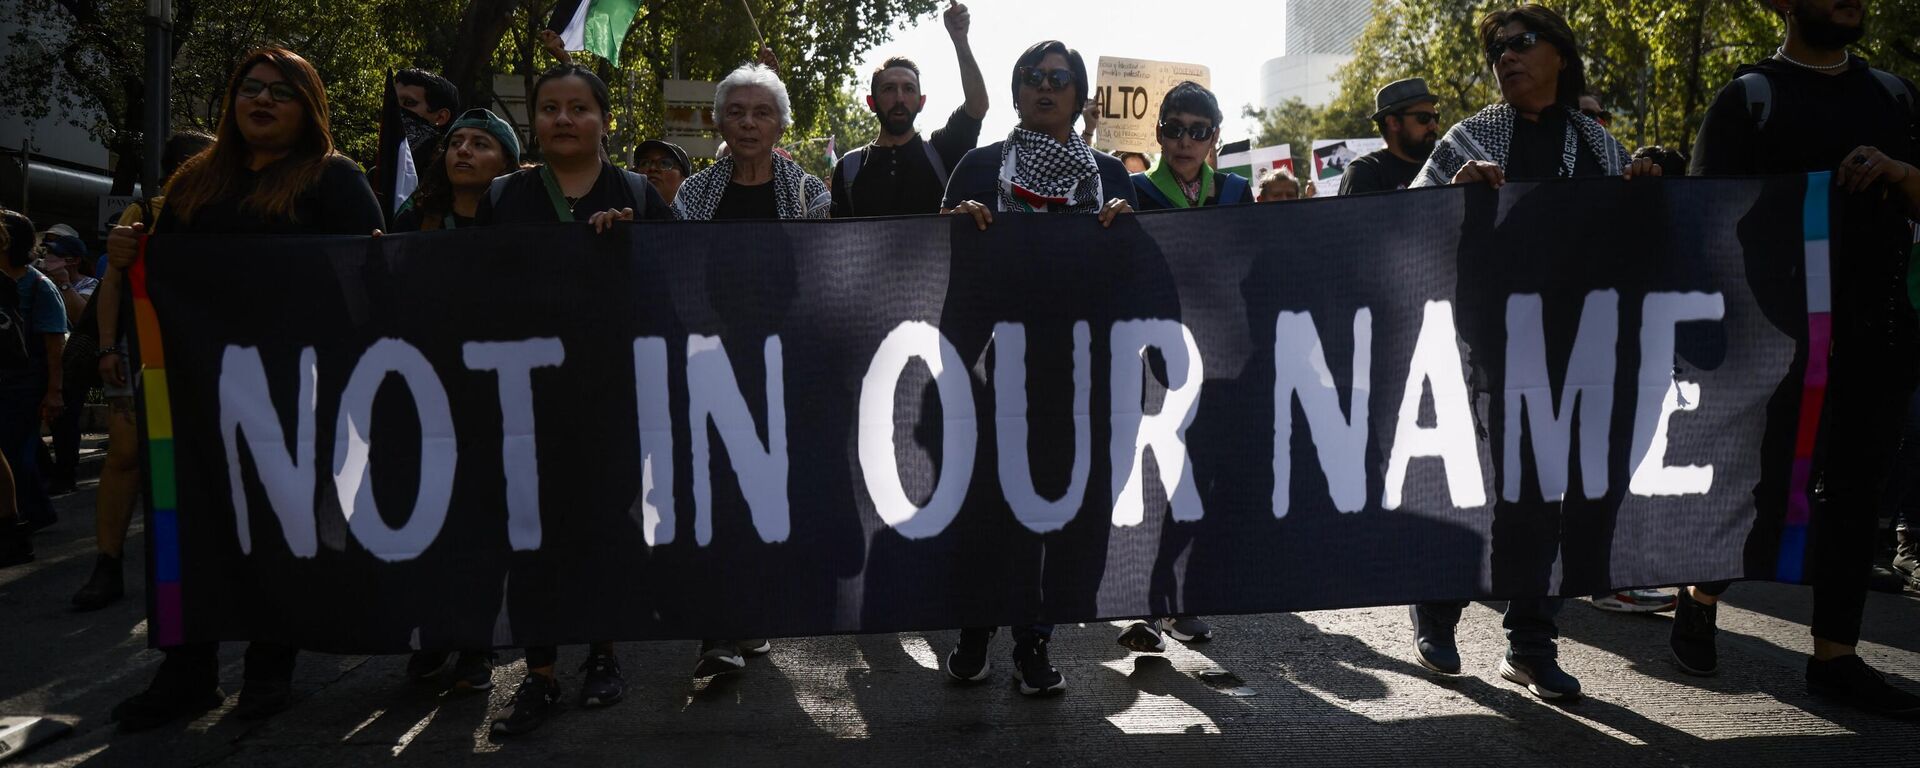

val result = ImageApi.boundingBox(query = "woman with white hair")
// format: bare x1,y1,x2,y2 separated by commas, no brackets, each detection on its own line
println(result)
674,63,830,220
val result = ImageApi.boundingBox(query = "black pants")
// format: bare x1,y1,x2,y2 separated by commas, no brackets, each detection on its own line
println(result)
154,642,297,691
47,381,86,486
1698,360,1914,647
1886,388,1920,531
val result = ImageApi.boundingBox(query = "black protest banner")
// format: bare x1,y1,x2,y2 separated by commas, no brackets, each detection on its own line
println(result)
134,175,1826,652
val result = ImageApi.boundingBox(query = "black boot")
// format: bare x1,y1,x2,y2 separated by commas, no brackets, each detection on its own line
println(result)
72,553,125,611
0,522,31,568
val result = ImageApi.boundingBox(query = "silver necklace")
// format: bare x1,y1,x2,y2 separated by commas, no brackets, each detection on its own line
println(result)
1775,46,1848,72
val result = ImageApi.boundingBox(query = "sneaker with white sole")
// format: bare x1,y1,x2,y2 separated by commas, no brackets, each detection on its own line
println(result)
1499,654,1581,700
694,639,746,678
738,639,772,656
1156,616,1213,642
946,628,995,682
1591,588,1676,613
1012,636,1065,696
1116,620,1166,653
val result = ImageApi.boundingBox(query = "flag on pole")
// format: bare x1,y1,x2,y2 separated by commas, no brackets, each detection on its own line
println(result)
374,71,422,227
547,0,643,64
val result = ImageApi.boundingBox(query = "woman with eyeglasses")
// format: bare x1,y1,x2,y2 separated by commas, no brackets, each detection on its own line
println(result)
942,40,1135,232
1406,5,1658,705
674,63,831,220
1129,81,1251,210
393,108,522,232
105,47,383,732
938,40,1134,699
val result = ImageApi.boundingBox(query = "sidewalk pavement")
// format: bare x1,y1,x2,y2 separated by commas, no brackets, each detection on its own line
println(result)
3,485,1916,767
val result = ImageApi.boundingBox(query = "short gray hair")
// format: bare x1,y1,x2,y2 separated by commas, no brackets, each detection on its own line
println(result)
714,63,792,129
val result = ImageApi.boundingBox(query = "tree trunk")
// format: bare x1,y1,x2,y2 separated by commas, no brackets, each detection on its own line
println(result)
445,0,525,114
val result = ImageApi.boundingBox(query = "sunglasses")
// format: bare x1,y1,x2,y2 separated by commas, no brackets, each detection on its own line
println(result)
1397,111,1441,125
1485,31,1543,64
1581,107,1612,123
1158,120,1217,142
1017,67,1075,91
238,77,298,103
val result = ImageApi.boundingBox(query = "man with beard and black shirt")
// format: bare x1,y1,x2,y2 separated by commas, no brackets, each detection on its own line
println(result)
1339,78,1441,195
829,2,988,217
1675,0,1920,718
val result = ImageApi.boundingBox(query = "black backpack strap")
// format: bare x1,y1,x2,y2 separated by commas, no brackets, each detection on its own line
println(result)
621,169,652,215
487,174,512,209
922,141,948,191
1871,68,1916,119
839,146,866,199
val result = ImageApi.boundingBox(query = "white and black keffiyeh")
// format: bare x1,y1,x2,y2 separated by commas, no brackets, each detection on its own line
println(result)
1411,103,1626,188
998,128,1103,213
673,152,831,221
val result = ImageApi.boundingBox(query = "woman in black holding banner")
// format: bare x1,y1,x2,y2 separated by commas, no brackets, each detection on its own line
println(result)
478,64,671,737
1404,5,1659,703
107,47,383,732
938,40,1136,697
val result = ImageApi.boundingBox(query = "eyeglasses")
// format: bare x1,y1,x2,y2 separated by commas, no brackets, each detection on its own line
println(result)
1397,111,1441,125
1581,107,1612,123
633,157,682,172
1158,120,1217,142
238,78,298,103
1485,31,1543,64
1017,67,1075,91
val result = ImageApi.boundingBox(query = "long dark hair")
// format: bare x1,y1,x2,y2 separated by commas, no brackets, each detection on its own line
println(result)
1479,5,1586,109
0,208,33,269
165,48,342,224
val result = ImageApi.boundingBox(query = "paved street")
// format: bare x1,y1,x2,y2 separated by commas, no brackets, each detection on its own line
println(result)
3,485,1917,767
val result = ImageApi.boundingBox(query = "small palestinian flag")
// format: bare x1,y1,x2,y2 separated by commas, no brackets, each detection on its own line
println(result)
548,0,642,64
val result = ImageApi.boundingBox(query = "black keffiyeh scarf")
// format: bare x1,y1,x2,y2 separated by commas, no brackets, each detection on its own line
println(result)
998,128,1103,213
1412,102,1626,188
673,152,831,221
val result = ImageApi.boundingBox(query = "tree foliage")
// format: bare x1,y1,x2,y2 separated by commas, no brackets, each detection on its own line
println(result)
2,0,940,192
1254,0,1920,160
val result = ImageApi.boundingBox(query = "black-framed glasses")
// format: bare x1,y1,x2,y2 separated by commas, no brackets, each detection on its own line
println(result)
633,156,681,172
1397,111,1441,125
1158,120,1217,142
1581,107,1612,123
1017,67,1075,91
1485,31,1542,63
238,77,298,103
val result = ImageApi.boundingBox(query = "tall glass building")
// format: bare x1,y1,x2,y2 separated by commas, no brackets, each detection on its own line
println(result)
1262,0,1372,109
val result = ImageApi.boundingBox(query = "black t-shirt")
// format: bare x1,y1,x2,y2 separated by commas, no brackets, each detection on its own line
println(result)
474,163,674,225
1691,56,1920,352
1505,107,1604,180
391,207,476,232
714,180,780,220
831,107,984,217
156,155,383,235
1338,148,1422,194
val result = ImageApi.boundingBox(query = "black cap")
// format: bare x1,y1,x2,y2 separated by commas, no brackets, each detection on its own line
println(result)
635,140,691,175
1371,77,1438,121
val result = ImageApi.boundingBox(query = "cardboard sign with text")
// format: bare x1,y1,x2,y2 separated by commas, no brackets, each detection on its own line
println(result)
1092,57,1211,154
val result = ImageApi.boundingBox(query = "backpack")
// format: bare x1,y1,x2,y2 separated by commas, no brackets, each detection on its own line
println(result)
835,140,950,202
1736,67,1916,131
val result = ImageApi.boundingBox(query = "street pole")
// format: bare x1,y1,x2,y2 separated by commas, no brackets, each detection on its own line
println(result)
142,0,173,195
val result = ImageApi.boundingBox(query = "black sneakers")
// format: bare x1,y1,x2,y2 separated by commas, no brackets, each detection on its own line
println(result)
232,679,292,720
945,628,995,682
1807,654,1920,718
1499,653,1582,700
1157,616,1214,643
491,672,560,736
1410,605,1462,675
1669,587,1719,676
1011,636,1065,696
694,639,746,678
111,682,225,732
405,651,452,682
449,651,495,694
580,650,625,707
1116,620,1166,653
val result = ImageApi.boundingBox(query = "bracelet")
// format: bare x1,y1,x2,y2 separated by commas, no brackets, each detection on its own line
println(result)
97,345,123,359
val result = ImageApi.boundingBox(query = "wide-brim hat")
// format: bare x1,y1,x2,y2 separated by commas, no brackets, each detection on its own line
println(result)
1371,77,1438,121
